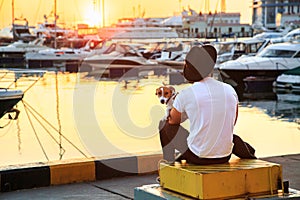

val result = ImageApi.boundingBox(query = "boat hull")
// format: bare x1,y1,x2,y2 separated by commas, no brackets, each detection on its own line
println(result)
218,69,288,98
0,90,24,119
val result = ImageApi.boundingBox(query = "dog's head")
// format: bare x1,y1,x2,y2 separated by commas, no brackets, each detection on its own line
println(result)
155,86,176,104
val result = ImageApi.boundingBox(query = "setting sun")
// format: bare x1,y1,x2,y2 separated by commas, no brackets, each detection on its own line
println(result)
83,7,102,27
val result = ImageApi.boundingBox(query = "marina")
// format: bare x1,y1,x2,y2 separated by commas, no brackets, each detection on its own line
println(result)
0,0,300,198
0,70,299,167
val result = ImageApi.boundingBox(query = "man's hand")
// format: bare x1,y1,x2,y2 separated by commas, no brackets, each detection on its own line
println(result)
168,107,182,125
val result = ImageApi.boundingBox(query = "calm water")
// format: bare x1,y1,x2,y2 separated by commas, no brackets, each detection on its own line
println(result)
0,70,299,167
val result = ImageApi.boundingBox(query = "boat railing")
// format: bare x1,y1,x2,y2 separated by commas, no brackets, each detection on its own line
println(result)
275,62,290,70
0,69,46,92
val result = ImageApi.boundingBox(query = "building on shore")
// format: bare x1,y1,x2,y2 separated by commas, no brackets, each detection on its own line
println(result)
252,0,300,31
97,10,252,40
180,12,252,39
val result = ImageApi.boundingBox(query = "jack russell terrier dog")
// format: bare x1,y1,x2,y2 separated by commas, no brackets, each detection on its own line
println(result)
155,86,178,120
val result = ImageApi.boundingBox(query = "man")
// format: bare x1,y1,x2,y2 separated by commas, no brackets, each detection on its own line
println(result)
159,45,256,164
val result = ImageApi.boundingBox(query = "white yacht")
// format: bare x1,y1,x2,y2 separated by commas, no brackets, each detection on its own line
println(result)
214,38,271,64
0,38,50,68
271,28,300,44
154,40,203,69
217,42,300,94
25,39,105,71
81,42,158,78
0,18,36,44
82,42,157,67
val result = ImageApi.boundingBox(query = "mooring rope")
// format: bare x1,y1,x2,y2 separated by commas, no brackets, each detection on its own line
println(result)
22,100,66,155
55,71,64,160
22,100,88,158
0,119,12,129
23,101,49,161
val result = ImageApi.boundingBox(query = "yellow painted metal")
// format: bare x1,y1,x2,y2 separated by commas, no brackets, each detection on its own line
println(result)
159,159,283,199
49,159,96,185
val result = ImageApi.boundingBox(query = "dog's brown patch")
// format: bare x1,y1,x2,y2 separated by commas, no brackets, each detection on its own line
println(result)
155,86,174,98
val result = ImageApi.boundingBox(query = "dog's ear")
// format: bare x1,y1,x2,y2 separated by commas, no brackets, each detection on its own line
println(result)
156,87,163,96
168,86,176,94
155,88,159,95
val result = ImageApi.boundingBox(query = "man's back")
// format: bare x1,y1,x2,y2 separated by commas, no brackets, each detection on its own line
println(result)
173,77,238,158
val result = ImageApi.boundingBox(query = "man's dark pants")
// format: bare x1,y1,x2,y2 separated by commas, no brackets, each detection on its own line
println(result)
159,120,256,165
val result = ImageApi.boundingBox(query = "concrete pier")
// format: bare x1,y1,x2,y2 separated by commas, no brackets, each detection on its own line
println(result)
0,153,300,199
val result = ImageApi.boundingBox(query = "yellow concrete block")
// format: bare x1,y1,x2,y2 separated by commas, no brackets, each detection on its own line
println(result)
159,159,282,199
50,159,95,185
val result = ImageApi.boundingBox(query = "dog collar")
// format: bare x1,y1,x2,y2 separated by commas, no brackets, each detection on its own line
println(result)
166,92,178,104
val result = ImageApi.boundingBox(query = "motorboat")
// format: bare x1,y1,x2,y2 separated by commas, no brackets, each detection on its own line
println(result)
214,38,271,64
0,38,50,68
271,28,300,44
82,42,157,68
25,48,91,70
217,42,300,96
273,66,300,90
0,88,23,119
81,42,159,79
154,40,204,70
0,69,45,120
25,39,105,71
0,18,36,44
253,32,283,39
11,18,37,42
33,17,74,45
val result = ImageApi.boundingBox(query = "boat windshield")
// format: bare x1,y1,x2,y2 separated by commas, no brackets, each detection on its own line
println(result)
257,48,296,58
215,43,234,55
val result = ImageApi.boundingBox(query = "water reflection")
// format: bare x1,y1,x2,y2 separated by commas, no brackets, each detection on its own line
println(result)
241,89,300,125
0,71,299,167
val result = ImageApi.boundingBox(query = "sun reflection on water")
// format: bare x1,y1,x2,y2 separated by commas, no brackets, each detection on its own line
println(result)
0,71,299,167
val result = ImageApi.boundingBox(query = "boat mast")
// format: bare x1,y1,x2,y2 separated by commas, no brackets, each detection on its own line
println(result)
12,0,14,25
54,0,57,49
102,0,105,27
179,0,182,13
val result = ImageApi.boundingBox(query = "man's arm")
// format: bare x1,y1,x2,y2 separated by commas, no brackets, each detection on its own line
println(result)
168,107,182,125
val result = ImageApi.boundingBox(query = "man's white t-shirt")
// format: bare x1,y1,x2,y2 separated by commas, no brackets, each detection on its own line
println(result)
173,77,238,158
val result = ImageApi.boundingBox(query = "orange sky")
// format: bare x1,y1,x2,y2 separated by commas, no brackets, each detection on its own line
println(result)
0,0,252,29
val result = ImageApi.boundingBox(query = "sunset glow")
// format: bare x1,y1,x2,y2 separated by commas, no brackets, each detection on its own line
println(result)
0,0,252,29
83,6,102,27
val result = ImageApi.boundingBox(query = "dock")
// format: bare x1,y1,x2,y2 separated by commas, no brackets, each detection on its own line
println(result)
0,153,300,199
